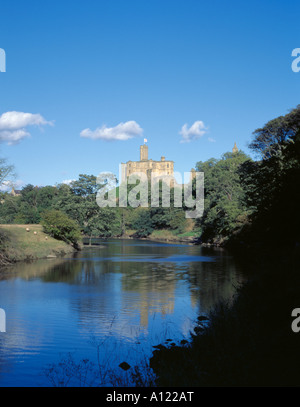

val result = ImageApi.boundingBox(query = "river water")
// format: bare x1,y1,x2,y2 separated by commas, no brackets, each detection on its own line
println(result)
0,239,247,386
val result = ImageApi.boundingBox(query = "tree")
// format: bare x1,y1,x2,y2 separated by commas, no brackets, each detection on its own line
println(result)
36,186,58,211
195,151,251,243
70,174,101,197
84,207,122,241
20,184,39,208
54,175,122,239
0,157,15,188
150,207,173,229
249,104,300,160
41,209,82,247
132,209,153,237
17,202,41,224
0,194,19,223
239,106,300,248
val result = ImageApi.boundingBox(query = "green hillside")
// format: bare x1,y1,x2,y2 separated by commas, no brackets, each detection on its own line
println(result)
0,224,76,264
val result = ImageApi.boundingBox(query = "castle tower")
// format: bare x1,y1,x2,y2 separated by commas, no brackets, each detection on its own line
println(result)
125,143,174,181
232,142,238,154
140,144,148,161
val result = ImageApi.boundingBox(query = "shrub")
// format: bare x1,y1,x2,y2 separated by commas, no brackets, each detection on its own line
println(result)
131,209,153,237
41,209,81,247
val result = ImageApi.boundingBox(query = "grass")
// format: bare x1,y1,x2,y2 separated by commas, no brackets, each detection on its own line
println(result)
0,224,76,263
148,229,198,242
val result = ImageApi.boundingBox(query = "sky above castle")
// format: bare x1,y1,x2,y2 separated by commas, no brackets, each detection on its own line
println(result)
0,0,299,188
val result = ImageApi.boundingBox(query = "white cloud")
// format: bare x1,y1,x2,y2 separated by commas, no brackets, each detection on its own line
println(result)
179,121,207,143
61,179,75,185
0,179,23,192
0,111,53,144
80,120,143,141
208,137,216,143
0,180,12,191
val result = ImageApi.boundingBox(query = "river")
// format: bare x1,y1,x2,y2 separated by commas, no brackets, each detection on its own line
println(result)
0,239,247,386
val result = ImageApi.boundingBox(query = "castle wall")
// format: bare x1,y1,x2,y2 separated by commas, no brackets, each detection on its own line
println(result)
121,145,174,184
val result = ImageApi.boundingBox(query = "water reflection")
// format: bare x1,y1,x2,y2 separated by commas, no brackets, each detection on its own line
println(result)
0,239,247,386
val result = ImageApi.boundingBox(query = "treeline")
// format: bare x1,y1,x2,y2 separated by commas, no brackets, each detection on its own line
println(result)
195,104,300,250
0,174,190,241
1,105,299,249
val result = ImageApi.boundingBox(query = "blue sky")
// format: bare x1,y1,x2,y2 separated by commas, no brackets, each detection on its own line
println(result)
0,0,299,188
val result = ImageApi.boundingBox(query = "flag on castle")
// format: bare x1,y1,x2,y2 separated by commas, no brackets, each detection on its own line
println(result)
144,138,147,143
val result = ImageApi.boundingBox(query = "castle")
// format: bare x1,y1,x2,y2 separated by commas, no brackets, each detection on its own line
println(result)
120,142,238,184
121,143,174,184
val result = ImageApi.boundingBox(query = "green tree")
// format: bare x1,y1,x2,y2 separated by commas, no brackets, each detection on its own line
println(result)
36,186,58,211
41,209,82,247
238,105,300,248
0,194,19,223
249,105,300,160
53,180,98,229
132,209,153,237
70,174,101,197
17,202,41,223
196,151,251,243
84,207,122,241
54,176,122,239
20,184,39,207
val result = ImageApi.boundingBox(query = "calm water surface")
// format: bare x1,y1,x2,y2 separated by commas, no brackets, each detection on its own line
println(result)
0,239,247,386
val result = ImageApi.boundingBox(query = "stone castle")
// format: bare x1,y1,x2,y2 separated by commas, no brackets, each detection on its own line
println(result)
121,143,175,183
120,142,238,184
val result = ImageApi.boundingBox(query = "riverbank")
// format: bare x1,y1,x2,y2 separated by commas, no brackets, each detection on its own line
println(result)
148,229,200,244
0,224,77,265
1,225,197,266
150,248,300,386
84,229,200,246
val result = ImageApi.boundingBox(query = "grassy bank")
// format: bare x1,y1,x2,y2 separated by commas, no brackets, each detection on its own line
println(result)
0,224,77,264
83,229,199,245
147,229,198,243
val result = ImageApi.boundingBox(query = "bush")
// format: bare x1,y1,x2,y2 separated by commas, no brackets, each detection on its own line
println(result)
41,209,81,247
131,209,153,237
0,229,12,265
